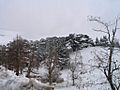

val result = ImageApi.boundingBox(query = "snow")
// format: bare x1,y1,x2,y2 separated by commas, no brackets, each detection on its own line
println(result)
0,66,29,90
0,66,53,90
55,47,119,90
0,47,119,90
55,86,79,90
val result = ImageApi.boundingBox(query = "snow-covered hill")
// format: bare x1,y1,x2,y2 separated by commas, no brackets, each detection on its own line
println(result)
55,47,120,90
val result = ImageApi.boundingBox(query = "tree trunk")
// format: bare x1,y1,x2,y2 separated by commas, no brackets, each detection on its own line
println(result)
26,65,31,77
26,59,32,77
72,71,75,86
108,46,116,90
16,62,19,76
49,68,52,85
109,80,116,90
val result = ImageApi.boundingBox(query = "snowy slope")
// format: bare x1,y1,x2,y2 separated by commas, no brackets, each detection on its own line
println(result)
55,47,120,90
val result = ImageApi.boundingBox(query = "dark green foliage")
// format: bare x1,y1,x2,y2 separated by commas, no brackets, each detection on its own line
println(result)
0,45,7,67
95,36,109,47
34,36,70,69
33,34,94,69
0,33,95,74
65,34,94,51
95,37,99,46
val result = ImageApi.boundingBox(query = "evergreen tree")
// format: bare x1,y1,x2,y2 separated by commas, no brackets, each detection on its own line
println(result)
95,37,99,46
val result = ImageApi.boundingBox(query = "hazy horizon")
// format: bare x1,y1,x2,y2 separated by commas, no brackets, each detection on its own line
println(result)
0,0,120,44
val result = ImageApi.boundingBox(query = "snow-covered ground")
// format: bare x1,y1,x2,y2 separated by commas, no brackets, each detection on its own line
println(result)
0,66,29,90
0,66,54,90
0,47,119,90
55,47,120,90
55,47,112,90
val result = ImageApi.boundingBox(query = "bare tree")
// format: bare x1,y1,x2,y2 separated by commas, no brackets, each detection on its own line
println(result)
0,45,8,69
6,35,31,76
69,51,83,86
44,46,60,85
7,35,23,76
89,16,120,90
26,42,38,78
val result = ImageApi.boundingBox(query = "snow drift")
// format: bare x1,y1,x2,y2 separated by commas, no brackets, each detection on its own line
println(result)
0,66,54,90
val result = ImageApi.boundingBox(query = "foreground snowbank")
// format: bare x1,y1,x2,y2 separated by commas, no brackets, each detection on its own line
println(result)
0,66,54,90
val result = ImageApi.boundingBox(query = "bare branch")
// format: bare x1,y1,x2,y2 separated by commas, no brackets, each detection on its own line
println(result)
92,29,108,34
89,16,120,90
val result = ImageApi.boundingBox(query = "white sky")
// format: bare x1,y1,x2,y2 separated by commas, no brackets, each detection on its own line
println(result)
0,0,120,44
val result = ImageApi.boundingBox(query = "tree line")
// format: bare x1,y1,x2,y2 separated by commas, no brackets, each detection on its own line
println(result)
0,33,94,84
0,31,119,89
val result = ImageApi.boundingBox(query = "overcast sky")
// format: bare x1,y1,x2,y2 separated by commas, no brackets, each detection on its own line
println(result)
0,0,120,44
